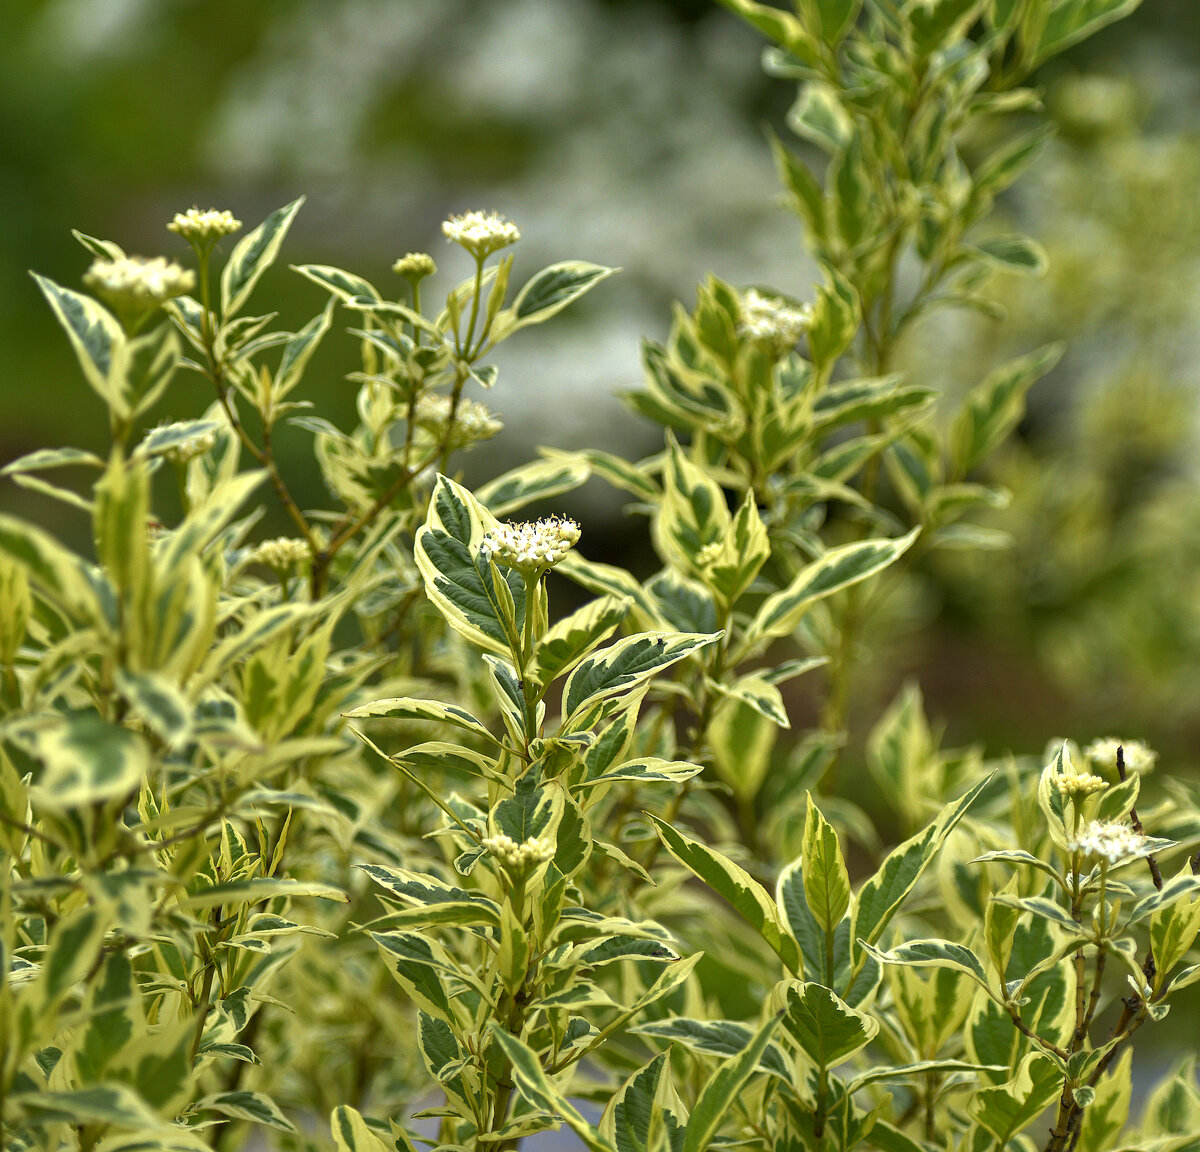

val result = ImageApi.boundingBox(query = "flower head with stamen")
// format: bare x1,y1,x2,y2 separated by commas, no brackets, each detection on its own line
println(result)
1068,820,1150,866
480,516,580,575
84,256,195,326
1085,738,1157,776
442,211,521,260
738,289,812,354
167,207,242,248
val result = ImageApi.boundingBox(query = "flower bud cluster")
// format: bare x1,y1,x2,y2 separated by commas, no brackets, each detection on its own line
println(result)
160,423,218,465
482,833,555,872
1056,771,1108,798
393,252,437,281
1068,819,1150,865
480,516,580,574
248,537,310,573
738,290,813,352
167,207,242,247
415,393,503,443
84,256,195,316
1085,737,1157,776
442,210,521,260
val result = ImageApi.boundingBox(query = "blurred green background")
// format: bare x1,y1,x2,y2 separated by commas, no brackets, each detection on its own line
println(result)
4,0,1200,765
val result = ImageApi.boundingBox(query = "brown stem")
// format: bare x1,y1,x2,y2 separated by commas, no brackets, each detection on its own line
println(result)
1116,746,1162,890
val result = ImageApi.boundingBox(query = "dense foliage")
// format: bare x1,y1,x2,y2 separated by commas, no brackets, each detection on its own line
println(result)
3,3,1199,1152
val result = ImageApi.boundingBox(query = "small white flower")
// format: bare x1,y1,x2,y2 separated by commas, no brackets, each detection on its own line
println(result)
1085,738,1157,776
167,207,242,247
738,289,812,352
1069,819,1150,865
442,210,521,259
84,256,195,316
479,516,581,574
414,393,502,444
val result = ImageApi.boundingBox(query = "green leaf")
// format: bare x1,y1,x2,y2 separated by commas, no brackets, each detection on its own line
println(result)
703,492,770,611
201,1091,298,1134
743,529,919,651
1076,1049,1132,1152
533,596,629,689
371,931,461,1023
357,864,501,926
802,793,851,934
115,669,191,749
17,1084,160,1128
31,273,126,412
343,697,499,746
182,877,348,909
25,714,149,809
562,631,720,724
577,757,704,789
970,1053,1063,1143
0,514,102,622
990,894,1081,932
476,457,591,516
787,83,853,154
967,235,1048,276
493,775,563,843
713,0,821,61
601,1052,674,1152
221,197,305,318
806,264,860,369
865,939,991,989
275,299,335,397
812,375,934,432
633,1019,790,1080
647,815,801,974
778,981,878,1068
950,344,1063,475
716,673,790,728
414,474,524,657
505,261,618,329
1032,0,1143,66
1,446,105,476
331,1106,392,1152
972,124,1054,202
490,1029,616,1152
292,264,381,304
769,130,826,243
851,776,991,974
682,1010,782,1152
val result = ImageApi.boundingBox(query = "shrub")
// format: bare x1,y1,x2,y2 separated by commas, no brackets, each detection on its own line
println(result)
3,3,1198,1152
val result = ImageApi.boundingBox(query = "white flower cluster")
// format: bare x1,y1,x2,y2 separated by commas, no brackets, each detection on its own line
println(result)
248,537,310,572
167,207,242,246
159,423,218,465
84,256,195,311
1069,820,1150,865
738,289,813,351
442,210,521,259
1056,771,1108,798
479,516,580,573
1085,738,1157,776
393,252,437,280
482,833,555,872
415,393,503,442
